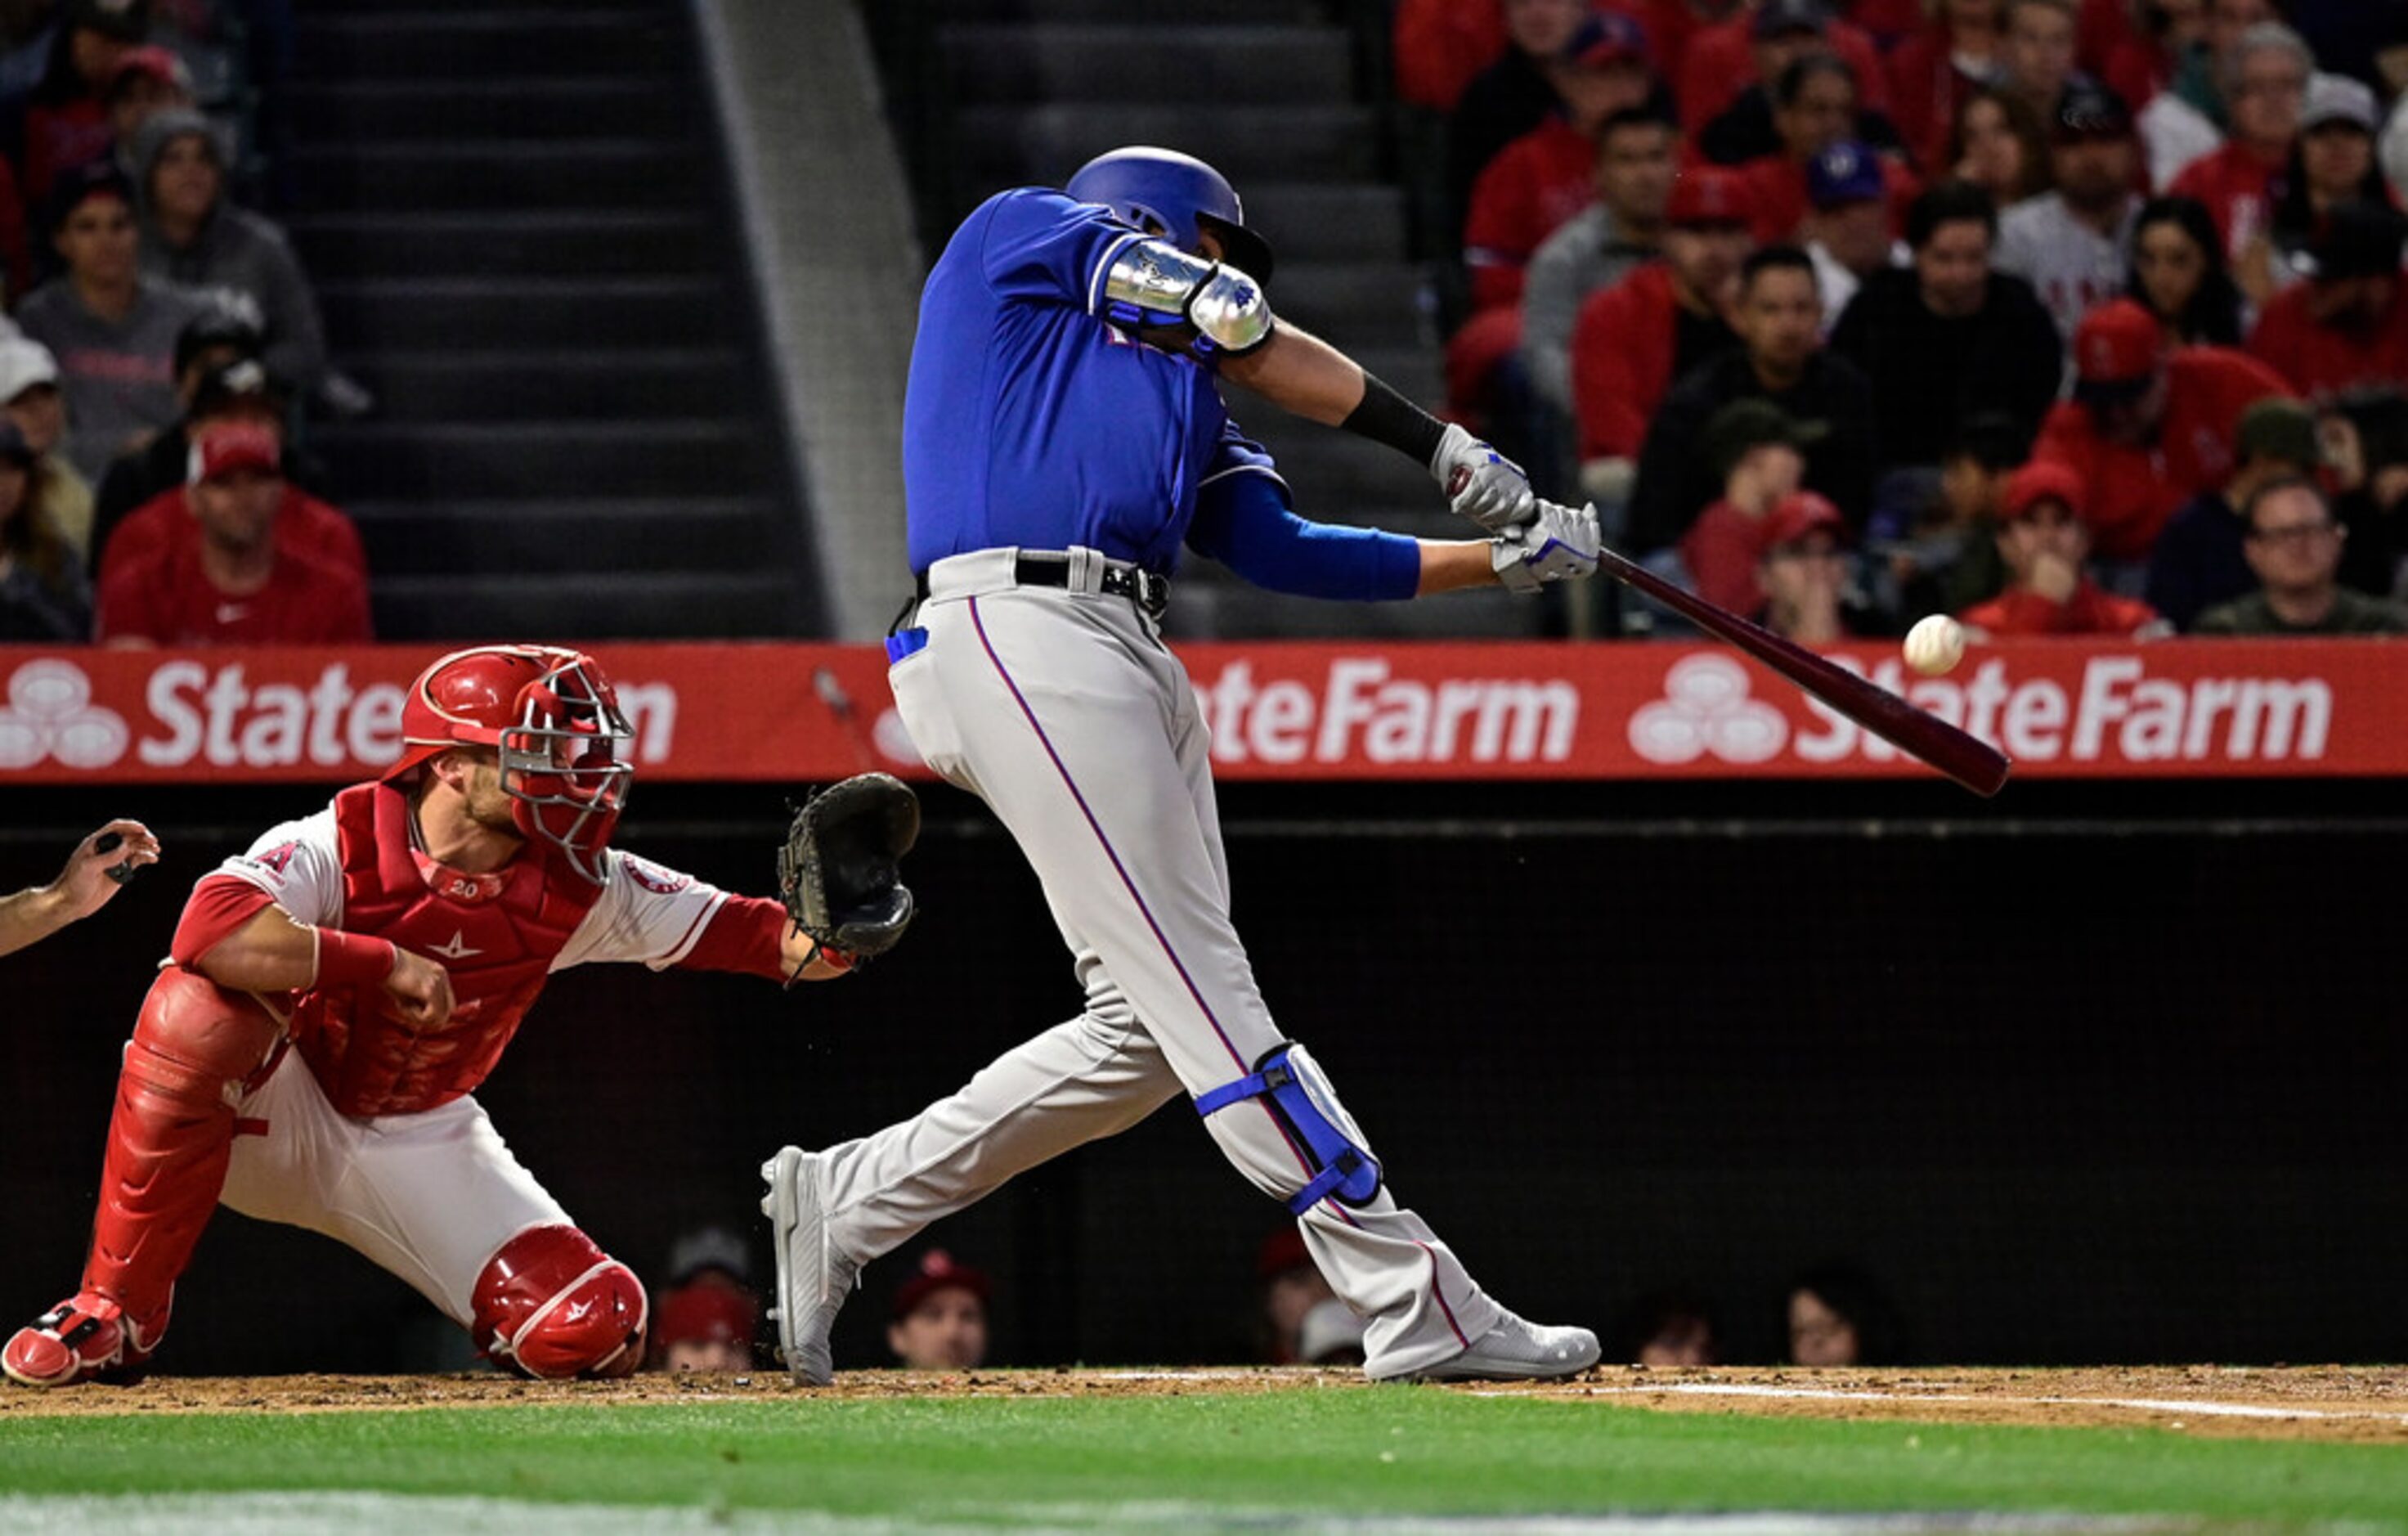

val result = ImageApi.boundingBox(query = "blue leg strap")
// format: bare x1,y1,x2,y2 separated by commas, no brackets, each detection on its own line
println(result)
1195,1044,1383,1215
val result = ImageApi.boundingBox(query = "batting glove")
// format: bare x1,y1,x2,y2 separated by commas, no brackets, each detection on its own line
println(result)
1491,499,1601,595
1431,422,1536,532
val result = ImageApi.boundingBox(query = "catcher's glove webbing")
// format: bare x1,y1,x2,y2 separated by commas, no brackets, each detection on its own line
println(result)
778,773,921,972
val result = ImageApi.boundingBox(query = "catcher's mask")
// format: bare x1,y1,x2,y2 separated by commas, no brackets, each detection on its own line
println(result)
388,644,634,883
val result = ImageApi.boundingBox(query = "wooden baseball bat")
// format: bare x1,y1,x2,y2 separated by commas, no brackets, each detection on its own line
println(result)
1596,546,2012,797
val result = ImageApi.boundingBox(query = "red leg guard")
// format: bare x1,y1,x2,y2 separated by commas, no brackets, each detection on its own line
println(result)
78,968,283,1342
471,1224,648,1381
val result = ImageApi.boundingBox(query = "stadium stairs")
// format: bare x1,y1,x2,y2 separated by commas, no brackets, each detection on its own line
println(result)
881,0,1537,639
280,0,823,641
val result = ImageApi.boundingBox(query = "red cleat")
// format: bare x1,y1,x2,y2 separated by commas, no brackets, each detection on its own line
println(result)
2,1292,165,1388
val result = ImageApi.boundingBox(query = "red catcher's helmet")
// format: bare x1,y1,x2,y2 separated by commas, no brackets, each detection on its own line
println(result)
387,645,634,883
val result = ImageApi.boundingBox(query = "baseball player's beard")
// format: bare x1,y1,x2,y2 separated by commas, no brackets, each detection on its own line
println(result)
462,762,526,840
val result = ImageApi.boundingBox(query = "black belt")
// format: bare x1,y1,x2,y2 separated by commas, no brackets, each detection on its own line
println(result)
914,553,1170,620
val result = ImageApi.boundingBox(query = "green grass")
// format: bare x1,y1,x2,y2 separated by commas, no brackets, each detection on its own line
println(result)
2,1390,2403,1529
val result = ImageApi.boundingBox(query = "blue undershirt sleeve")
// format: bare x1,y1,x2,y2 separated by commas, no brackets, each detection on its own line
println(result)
1186,431,1424,602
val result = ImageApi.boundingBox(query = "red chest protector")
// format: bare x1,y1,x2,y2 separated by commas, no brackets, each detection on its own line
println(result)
290,782,604,1118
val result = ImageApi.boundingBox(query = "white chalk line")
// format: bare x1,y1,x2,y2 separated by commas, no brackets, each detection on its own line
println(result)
0,1493,2228,1535
1479,1381,2408,1424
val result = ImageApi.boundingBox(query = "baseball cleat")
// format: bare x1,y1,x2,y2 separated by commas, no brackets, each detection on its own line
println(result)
3,1291,164,1389
1377,1311,1601,1384
760,1146,857,1387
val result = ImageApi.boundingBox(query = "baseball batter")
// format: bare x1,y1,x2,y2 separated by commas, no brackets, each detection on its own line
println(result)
4,645,908,1387
761,146,1603,1385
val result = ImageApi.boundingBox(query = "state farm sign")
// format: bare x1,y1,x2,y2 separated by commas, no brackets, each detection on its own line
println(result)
0,645,908,784
1192,656,1578,766
1,639,2399,785
1619,649,2338,773
1167,638,2397,781
1794,655,2329,766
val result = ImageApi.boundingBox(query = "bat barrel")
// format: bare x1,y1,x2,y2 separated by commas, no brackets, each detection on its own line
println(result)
1597,548,2012,797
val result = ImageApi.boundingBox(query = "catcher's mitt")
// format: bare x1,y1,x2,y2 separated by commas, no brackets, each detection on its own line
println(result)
778,773,921,967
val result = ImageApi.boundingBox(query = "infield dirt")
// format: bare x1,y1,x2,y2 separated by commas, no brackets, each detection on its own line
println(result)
3,1365,2403,1444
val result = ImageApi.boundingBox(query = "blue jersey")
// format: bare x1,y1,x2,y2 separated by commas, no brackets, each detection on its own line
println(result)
903,188,1258,573
903,187,1422,601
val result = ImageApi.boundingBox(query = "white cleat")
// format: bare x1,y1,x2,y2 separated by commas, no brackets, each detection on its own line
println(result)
760,1146,857,1387
1377,1312,1602,1384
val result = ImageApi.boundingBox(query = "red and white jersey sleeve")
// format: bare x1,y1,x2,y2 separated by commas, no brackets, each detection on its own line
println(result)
207,806,345,927
550,848,729,972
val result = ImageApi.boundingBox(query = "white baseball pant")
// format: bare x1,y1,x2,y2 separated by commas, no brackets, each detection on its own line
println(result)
219,1045,570,1326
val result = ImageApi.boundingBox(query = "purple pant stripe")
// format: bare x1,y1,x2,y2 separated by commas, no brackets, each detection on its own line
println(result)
965,598,1344,1215
1417,1240,1473,1350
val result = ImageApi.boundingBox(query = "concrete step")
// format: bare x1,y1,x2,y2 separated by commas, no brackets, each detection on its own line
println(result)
372,571,798,643
1164,574,1543,641
317,276,742,350
294,11,689,79
953,104,1380,187
287,211,715,281
1258,259,1424,335
287,141,708,212
939,25,1352,106
316,420,765,500
284,79,699,141
340,348,750,420
934,0,1317,20
1236,182,1407,265
351,496,774,574
333,0,661,10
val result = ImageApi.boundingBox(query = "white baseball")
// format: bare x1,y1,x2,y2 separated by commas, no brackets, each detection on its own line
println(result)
1903,615,1966,676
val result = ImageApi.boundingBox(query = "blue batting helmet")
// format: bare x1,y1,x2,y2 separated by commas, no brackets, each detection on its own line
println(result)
1064,146,1276,282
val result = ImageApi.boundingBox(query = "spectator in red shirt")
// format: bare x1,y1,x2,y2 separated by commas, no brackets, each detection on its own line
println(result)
2248,202,2408,401
94,420,372,646
1754,488,1880,640
1463,12,1660,311
17,0,148,208
1572,164,1752,490
1676,0,1890,137
1958,459,2168,634
2168,21,2309,290
1888,0,2010,177
1677,396,1814,611
1393,0,1510,114
1735,55,1921,245
2032,295,2294,562
1445,0,1597,240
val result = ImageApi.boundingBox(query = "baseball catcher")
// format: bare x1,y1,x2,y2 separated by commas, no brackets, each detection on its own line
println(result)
3,644,917,1387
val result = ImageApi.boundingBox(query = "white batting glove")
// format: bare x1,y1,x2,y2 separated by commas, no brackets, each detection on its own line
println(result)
1431,422,1536,532
1491,499,1601,594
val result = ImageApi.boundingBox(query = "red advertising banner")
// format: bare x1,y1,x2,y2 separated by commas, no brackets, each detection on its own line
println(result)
0,639,2401,785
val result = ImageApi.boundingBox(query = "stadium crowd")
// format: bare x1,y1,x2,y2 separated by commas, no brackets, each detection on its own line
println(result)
5,0,2403,651
1399,0,2408,639
0,0,365,649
